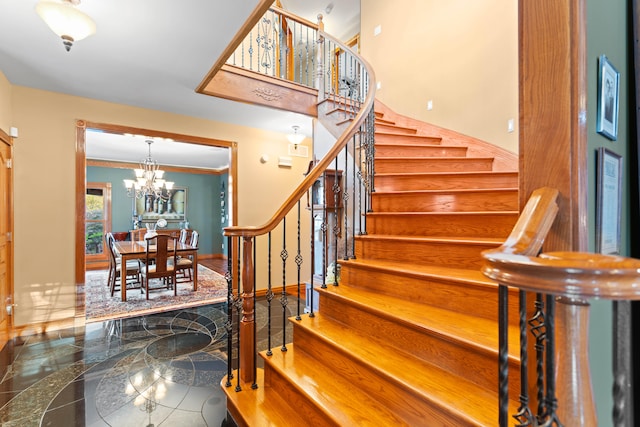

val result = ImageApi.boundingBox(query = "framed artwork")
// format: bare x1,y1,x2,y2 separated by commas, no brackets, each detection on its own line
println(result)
134,186,187,222
595,148,622,254
596,55,620,141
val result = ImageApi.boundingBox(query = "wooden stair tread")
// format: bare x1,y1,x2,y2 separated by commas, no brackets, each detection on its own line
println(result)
355,234,505,246
375,171,518,178
317,285,519,358
292,314,518,425
377,156,494,160
367,210,518,217
338,258,500,286
372,187,517,195
222,369,310,427
261,346,411,426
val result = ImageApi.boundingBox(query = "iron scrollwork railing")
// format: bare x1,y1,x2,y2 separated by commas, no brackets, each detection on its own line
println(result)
223,9,376,390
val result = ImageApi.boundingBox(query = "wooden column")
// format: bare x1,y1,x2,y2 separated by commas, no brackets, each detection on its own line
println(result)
240,236,256,384
519,0,588,252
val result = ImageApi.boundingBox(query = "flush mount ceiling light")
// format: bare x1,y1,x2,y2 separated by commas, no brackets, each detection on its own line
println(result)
36,0,96,52
287,125,305,148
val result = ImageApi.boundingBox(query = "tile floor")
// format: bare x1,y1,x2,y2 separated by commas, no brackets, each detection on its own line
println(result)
0,304,231,427
0,295,299,427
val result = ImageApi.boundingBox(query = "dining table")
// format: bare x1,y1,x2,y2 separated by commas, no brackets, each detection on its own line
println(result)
113,240,199,302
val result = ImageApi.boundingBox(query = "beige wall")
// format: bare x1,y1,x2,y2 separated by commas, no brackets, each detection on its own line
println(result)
11,85,311,326
361,0,518,153
0,71,11,132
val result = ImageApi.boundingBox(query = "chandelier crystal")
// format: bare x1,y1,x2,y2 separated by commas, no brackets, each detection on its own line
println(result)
124,139,174,200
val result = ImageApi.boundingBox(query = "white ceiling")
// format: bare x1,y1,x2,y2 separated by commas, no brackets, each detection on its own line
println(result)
0,0,360,168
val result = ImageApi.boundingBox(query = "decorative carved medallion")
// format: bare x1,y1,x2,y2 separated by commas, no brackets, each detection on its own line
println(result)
253,87,282,102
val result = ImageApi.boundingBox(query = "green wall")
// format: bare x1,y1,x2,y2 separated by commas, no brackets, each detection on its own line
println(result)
87,166,225,256
586,0,630,423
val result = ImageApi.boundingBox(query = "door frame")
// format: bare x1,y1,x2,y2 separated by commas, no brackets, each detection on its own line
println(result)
74,120,238,319
0,128,14,349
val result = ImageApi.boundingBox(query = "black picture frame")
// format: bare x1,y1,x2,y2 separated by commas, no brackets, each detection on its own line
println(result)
595,147,623,254
596,55,620,141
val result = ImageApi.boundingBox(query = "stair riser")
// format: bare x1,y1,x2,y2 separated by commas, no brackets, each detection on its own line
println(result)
375,173,518,191
375,133,442,145
354,238,498,269
375,145,467,158
366,213,517,237
372,191,518,212
374,123,418,134
263,364,341,427
338,261,520,323
292,325,479,426
375,158,493,173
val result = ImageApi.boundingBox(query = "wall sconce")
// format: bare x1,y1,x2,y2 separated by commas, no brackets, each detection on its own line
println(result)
36,0,96,51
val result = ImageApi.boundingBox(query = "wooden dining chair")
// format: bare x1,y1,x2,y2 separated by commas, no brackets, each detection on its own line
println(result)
130,228,147,242
105,232,141,297
175,230,198,282
140,234,177,299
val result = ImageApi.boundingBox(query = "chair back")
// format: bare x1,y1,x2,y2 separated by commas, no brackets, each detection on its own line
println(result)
105,232,117,267
145,234,177,275
130,228,147,242
190,230,199,248
179,228,188,244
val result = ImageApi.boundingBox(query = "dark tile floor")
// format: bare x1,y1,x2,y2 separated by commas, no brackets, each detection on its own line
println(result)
0,295,300,427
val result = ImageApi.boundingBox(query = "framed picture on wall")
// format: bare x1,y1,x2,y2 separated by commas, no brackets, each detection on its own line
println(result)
595,148,622,254
596,55,620,141
134,186,187,222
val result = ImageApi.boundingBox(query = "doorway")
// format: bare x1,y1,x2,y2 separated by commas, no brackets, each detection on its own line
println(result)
75,120,237,320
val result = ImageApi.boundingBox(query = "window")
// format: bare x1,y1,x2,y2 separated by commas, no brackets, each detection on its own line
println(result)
85,182,111,266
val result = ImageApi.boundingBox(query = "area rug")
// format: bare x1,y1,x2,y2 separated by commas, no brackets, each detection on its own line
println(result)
84,264,228,323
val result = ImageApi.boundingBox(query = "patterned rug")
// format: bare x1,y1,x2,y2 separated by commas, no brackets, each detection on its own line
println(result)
84,264,228,323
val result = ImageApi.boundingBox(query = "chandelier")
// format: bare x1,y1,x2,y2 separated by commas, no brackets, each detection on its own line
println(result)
124,139,174,199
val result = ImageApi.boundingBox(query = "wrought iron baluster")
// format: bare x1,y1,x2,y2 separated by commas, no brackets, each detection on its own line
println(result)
498,284,509,427
295,201,303,321
321,189,328,289
266,232,274,356
351,133,357,258
514,290,535,426
234,244,242,392
309,204,316,317
529,293,547,421
343,142,349,260
280,218,289,352
332,156,340,285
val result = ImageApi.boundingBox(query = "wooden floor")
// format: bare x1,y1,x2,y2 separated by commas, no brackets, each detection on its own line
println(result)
199,257,228,276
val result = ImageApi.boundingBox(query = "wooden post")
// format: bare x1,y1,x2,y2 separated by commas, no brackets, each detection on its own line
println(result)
555,297,597,426
240,236,256,384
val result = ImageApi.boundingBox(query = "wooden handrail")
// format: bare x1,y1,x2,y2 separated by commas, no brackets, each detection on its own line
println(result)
483,250,640,299
224,30,376,239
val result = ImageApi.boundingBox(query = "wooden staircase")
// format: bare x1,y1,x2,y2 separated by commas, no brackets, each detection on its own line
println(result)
224,104,522,426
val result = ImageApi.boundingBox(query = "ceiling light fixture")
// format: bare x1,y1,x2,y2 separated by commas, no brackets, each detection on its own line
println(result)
287,125,305,148
36,0,96,52
123,139,174,200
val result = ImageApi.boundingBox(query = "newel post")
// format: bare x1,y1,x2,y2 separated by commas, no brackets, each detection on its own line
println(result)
316,14,325,101
240,236,256,384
